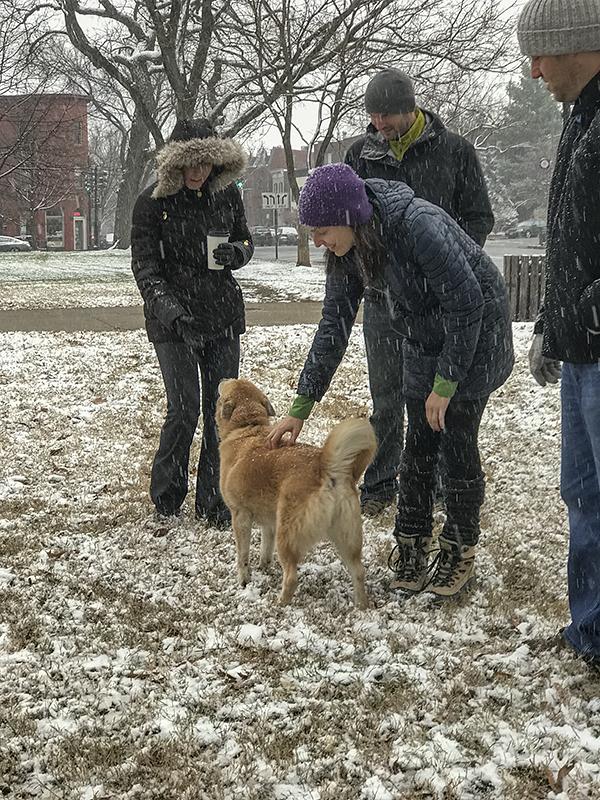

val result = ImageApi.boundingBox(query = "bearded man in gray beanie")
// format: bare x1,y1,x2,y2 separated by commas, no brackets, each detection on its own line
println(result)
345,68,494,520
518,0,600,670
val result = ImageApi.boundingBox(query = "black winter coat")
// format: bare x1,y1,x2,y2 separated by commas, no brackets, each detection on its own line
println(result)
536,71,600,363
297,180,513,402
345,109,494,246
131,182,253,343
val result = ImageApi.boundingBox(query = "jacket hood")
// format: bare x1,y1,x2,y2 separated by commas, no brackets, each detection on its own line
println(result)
153,136,247,198
364,178,414,226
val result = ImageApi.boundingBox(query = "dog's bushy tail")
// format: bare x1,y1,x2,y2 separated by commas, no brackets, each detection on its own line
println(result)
321,418,377,485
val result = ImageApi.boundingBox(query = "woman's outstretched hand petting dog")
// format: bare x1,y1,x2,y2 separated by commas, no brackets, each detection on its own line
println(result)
266,415,304,449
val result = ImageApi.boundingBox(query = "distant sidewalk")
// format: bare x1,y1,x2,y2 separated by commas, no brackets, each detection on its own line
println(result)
0,301,362,333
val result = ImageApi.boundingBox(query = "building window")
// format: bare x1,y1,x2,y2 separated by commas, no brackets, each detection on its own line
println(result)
73,121,83,144
46,207,64,249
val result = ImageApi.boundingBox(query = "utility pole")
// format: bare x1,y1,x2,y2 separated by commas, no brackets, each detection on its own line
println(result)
94,165,99,249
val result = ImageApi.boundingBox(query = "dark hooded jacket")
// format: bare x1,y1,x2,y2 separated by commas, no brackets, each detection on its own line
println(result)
535,71,600,363
297,180,513,402
131,133,253,343
345,109,494,246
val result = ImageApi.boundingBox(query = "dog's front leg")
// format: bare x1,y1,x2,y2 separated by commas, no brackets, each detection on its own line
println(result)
232,509,253,587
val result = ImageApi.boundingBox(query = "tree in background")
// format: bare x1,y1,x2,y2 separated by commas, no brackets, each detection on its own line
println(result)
229,0,517,264
4,0,548,251
477,63,564,230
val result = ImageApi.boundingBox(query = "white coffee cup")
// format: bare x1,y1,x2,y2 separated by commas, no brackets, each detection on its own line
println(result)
206,230,230,270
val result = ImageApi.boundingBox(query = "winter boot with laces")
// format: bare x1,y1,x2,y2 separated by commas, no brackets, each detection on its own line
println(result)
388,534,431,593
428,536,475,597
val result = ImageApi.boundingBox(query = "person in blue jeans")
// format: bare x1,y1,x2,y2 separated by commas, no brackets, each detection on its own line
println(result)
518,0,600,667
345,68,494,515
131,118,253,527
267,164,513,598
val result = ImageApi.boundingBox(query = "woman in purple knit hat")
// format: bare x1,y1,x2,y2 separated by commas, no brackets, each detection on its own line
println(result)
267,162,513,600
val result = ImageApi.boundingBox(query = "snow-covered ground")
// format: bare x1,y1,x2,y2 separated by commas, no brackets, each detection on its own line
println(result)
1,252,599,800
0,249,327,309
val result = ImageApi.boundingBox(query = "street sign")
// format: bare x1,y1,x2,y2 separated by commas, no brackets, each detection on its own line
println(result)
262,192,289,209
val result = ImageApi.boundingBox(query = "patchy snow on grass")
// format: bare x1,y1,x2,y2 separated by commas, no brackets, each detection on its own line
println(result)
1,256,599,800
0,249,327,309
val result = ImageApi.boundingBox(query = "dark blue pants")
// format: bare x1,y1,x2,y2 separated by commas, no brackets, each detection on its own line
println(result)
561,362,600,660
151,336,240,516
361,294,404,503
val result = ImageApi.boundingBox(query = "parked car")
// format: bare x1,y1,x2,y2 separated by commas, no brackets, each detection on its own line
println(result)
276,226,298,245
250,226,273,246
0,235,32,252
505,219,546,239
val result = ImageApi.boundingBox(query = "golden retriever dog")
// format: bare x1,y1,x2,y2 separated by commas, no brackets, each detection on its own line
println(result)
216,379,376,608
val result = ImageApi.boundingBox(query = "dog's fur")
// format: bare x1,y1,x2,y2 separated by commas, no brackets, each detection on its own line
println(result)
216,379,377,608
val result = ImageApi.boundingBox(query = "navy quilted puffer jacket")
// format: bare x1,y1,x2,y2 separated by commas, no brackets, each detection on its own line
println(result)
297,179,514,401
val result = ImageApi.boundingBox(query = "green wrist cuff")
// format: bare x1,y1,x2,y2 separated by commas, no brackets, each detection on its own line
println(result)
433,374,458,398
288,395,315,420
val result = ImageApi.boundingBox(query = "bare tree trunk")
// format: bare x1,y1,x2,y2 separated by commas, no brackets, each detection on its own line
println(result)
297,226,311,267
113,117,151,249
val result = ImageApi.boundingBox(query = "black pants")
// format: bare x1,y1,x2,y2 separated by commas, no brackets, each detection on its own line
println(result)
151,336,240,516
361,294,404,502
395,396,488,547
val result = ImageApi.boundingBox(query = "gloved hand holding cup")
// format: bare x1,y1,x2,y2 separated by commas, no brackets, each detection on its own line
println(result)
206,229,230,270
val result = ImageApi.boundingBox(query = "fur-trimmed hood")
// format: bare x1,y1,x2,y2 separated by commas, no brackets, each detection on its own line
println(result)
152,136,247,198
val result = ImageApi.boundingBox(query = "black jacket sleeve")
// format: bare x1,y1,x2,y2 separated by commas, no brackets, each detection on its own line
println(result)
454,143,494,247
296,270,364,401
228,186,254,268
131,191,187,330
344,139,364,173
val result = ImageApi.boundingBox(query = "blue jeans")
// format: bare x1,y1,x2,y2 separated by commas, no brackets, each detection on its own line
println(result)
151,336,240,516
361,294,404,502
561,362,600,659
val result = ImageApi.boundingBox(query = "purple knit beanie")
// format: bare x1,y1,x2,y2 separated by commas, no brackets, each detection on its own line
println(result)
298,163,373,227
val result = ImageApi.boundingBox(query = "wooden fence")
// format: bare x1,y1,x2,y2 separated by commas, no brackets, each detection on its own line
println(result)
503,254,545,322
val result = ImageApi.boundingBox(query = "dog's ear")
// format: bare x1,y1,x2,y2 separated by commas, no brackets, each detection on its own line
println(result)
221,401,235,420
263,399,275,417
218,378,234,397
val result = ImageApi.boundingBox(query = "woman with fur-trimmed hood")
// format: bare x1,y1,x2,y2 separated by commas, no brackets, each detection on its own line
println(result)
131,118,253,527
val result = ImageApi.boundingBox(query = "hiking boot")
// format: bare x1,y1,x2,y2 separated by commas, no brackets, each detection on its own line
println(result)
427,536,475,598
361,497,393,517
388,534,431,593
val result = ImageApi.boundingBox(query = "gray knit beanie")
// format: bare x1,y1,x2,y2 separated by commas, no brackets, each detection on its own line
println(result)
364,69,416,114
517,0,600,56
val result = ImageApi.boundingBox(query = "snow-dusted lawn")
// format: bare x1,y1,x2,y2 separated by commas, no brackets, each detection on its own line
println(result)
1,253,599,800
0,249,327,308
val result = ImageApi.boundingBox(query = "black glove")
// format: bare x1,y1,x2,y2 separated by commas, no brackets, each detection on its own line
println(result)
213,242,238,268
173,315,205,350
528,334,562,386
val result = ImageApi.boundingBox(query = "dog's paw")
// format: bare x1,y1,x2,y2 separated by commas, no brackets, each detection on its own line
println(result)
238,568,251,587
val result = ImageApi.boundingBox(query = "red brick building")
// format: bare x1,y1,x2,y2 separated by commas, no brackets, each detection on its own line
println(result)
0,94,90,250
